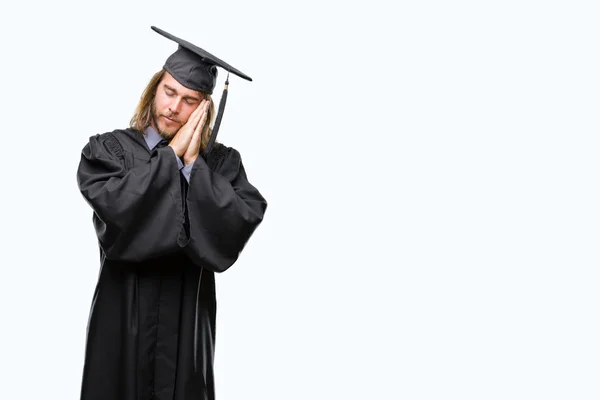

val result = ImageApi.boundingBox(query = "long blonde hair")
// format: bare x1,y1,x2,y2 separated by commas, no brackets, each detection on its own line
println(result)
130,69,216,152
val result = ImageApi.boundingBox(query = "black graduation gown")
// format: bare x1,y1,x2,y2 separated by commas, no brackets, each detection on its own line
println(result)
76,128,267,400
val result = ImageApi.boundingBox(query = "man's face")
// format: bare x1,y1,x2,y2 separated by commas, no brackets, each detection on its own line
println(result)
151,72,203,140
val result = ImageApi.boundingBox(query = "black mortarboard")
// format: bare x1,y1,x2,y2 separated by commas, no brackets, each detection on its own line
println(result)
151,26,252,156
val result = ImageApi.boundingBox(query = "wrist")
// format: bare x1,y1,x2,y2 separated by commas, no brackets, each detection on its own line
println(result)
183,155,197,166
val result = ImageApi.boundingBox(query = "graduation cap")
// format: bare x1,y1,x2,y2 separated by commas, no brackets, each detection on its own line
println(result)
151,26,252,157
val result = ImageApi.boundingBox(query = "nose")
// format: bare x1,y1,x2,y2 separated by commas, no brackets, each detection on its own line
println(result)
169,97,182,115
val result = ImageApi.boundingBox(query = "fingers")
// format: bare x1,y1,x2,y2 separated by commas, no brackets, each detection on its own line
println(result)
169,100,210,158
185,101,207,132
196,101,210,134
188,101,210,153
170,100,210,160
171,101,206,148
187,100,207,128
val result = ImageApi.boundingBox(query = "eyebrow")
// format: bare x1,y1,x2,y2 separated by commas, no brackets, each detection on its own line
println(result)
164,84,202,102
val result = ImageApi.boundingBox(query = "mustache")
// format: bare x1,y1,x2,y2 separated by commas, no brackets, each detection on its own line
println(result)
161,113,181,123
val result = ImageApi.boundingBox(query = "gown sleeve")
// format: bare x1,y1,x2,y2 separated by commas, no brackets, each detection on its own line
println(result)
76,133,186,262
180,147,267,272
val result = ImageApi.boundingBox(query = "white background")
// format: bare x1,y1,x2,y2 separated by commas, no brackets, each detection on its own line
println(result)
1,1,599,399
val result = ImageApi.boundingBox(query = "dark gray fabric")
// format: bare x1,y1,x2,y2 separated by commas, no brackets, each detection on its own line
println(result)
152,26,252,94
76,128,267,400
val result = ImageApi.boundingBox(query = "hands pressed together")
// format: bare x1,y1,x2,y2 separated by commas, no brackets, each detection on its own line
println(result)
168,99,211,166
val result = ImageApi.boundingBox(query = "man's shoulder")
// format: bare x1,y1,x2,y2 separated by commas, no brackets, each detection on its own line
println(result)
206,142,243,171
98,128,142,141
211,141,232,152
88,128,145,149
88,128,139,142
82,129,145,159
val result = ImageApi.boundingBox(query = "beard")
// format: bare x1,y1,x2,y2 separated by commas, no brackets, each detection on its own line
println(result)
151,102,182,140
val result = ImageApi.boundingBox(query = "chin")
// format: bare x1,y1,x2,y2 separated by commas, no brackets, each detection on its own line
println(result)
161,131,176,139
157,125,177,140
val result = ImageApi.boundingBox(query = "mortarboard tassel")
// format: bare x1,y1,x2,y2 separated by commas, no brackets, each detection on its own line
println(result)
202,73,230,159
194,75,230,367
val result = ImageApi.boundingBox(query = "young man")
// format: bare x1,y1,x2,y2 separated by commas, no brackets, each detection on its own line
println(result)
76,26,267,400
